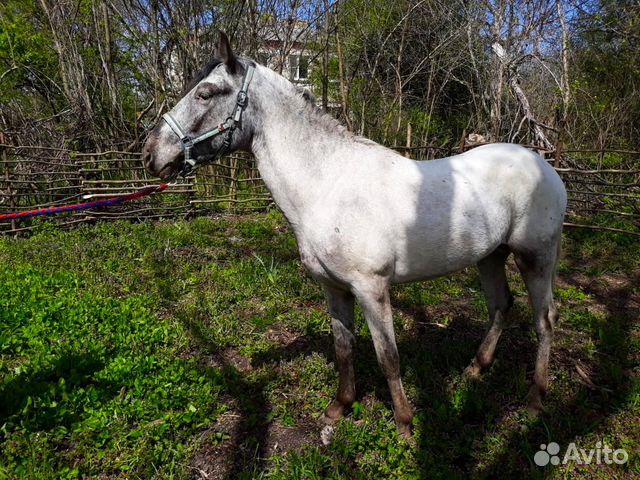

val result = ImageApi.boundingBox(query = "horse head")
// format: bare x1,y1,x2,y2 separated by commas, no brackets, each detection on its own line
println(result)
143,32,256,180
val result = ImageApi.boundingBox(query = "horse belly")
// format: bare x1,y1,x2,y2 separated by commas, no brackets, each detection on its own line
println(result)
390,203,511,283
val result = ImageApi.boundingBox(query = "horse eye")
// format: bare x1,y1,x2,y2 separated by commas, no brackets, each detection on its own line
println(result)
195,83,217,100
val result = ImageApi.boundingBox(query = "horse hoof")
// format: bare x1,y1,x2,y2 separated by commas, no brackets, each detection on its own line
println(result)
463,362,482,379
322,401,346,423
526,385,545,418
396,423,413,440
526,396,544,418
526,401,544,418
319,412,338,426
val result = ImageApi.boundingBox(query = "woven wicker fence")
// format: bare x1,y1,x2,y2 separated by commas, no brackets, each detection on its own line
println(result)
0,140,271,234
1,137,638,236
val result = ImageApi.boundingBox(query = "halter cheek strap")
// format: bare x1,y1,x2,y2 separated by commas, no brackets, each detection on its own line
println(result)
162,64,255,177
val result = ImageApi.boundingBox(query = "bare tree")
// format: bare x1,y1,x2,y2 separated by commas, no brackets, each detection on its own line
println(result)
38,0,96,145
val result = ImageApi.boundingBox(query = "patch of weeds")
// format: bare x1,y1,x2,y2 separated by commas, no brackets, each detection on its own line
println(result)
449,377,490,420
265,353,335,425
563,227,640,275
0,263,225,478
393,282,442,308
268,447,334,480
237,219,277,241
430,276,466,298
300,309,332,337
562,307,602,333
271,405,418,479
557,285,590,302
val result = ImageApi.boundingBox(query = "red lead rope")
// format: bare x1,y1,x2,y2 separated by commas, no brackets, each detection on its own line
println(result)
0,183,168,221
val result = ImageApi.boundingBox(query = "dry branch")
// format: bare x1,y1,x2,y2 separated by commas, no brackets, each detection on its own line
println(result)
563,222,640,236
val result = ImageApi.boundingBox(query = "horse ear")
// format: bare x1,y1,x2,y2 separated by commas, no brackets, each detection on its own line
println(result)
216,31,238,73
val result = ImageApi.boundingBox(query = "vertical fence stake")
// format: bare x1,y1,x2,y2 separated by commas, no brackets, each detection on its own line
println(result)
1,132,17,234
405,122,412,158
229,154,239,213
458,128,467,153
555,119,565,169
189,169,197,218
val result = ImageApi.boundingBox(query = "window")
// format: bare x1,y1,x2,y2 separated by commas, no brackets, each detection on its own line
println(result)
289,55,298,80
289,54,309,81
298,56,308,80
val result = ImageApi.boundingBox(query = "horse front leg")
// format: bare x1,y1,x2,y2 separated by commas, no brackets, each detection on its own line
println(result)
353,280,413,436
322,285,356,423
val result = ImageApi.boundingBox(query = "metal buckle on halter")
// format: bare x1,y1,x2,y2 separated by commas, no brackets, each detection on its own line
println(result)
182,138,194,151
236,91,248,107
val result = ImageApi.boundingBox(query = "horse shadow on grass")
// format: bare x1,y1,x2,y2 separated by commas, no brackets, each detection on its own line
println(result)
179,314,291,479
175,246,637,479
401,261,638,478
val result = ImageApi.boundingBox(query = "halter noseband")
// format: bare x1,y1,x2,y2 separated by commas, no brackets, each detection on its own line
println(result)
162,64,255,177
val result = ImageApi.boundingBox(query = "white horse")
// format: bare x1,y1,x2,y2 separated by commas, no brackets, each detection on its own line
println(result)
143,33,567,435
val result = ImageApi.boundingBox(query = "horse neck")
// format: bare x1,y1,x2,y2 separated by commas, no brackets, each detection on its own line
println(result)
250,73,351,225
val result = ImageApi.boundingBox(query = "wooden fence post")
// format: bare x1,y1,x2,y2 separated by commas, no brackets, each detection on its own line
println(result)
1,132,17,234
554,119,565,169
229,153,239,213
405,122,412,158
188,169,197,218
458,128,467,153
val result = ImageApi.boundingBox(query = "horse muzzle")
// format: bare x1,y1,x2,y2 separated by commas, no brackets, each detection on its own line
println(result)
143,135,184,179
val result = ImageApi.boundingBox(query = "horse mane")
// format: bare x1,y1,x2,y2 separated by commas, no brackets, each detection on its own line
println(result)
182,58,223,96
310,105,377,146
262,67,376,146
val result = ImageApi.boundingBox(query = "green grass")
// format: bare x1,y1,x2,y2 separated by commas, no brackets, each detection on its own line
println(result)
0,213,638,478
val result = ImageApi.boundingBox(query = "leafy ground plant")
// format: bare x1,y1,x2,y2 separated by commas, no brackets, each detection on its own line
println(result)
0,213,638,479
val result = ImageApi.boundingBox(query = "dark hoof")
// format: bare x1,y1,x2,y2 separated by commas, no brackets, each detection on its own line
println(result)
322,400,346,424
526,401,544,418
319,412,338,426
526,386,545,418
396,422,413,441
463,359,483,379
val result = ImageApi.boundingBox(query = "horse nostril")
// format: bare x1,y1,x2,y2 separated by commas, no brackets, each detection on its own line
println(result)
142,142,152,160
142,148,155,174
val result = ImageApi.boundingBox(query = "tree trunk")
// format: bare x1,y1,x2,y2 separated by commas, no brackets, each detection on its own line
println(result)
492,42,554,152
39,0,95,146
321,0,331,111
488,1,506,141
335,20,352,130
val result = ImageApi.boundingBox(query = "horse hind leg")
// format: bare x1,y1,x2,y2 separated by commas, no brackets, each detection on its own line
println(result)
513,242,560,416
465,245,514,378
